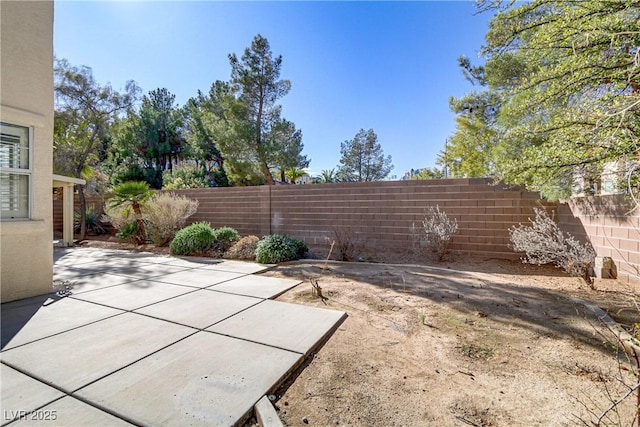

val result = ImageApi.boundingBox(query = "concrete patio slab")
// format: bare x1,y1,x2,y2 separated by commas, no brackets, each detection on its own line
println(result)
76,332,301,427
0,364,64,426
8,396,134,427
154,269,245,288
53,248,114,267
207,300,347,355
68,262,190,280
0,247,347,425
209,275,303,299
1,297,123,350
135,289,261,329
139,255,222,268
52,271,137,294
200,260,271,274
70,280,196,311
1,313,194,392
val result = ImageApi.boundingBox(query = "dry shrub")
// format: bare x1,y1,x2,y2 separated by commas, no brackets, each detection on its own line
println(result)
509,208,596,285
329,225,365,261
142,192,199,247
102,204,135,232
411,205,458,261
224,235,259,260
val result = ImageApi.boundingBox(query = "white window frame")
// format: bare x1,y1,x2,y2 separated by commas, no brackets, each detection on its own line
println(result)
0,122,33,220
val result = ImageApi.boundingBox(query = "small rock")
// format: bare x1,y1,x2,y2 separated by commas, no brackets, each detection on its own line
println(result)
302,416,309,424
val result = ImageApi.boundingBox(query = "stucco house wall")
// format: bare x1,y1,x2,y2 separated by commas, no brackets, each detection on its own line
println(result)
1,1,55,302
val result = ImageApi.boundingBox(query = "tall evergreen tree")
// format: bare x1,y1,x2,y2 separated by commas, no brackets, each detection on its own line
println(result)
224,34,302,185
337,129,393,182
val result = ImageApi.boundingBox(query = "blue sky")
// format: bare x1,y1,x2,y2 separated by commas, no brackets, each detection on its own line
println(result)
54,1,492,179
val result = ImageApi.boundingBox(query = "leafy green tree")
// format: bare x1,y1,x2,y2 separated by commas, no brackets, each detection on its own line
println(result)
337,128,393,182
54,58,138,239
162,164,209,190
182,82,227,175
451,1,640,199
410,167,445,180
438,115,495,178
106,88,186,188
270,119,309,182
225,34,302,185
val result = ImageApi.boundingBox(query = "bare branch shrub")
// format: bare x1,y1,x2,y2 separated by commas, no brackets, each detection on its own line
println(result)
329,225,364,261
142,192,199,247
509,208,596,285
411,205,458,261
575,307,640,426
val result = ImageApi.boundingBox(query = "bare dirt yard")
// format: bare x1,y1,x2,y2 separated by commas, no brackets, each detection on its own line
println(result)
267,257,639,427
77,239,639,426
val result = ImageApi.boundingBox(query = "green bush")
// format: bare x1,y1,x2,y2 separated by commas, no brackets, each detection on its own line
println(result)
169,222,215,256
116,221,138,243
212,226,240,251
162,164,209,190
255,234,307,264
292,239,308,258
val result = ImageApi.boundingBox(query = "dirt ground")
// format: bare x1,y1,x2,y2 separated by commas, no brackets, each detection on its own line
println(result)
267,257,640,427
76,239,639,426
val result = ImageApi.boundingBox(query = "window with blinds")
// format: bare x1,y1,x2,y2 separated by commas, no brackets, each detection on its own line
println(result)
0,122,30,219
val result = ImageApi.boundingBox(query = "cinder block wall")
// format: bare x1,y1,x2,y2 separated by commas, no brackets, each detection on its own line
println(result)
558,196,640,285
54,180,640,285
173,178,553,258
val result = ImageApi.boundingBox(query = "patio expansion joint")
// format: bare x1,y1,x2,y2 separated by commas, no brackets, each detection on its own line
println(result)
69,329,200,394
67,282,206,309
0,362,140,427
203,330,306,357
0,308,128,353
132,294,266,330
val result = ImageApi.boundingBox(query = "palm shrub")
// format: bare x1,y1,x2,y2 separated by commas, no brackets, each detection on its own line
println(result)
106,181,152,244
212,226,240,251
170,222,215,256
142,192,199,246
255,234,307,264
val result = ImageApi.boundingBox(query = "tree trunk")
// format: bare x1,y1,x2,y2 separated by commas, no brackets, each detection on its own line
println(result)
132,202,147,245
261,162,275,186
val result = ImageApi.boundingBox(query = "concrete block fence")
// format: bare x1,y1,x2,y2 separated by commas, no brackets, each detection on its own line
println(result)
54,179,639,285
558,195,640,285
171,178,553,259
